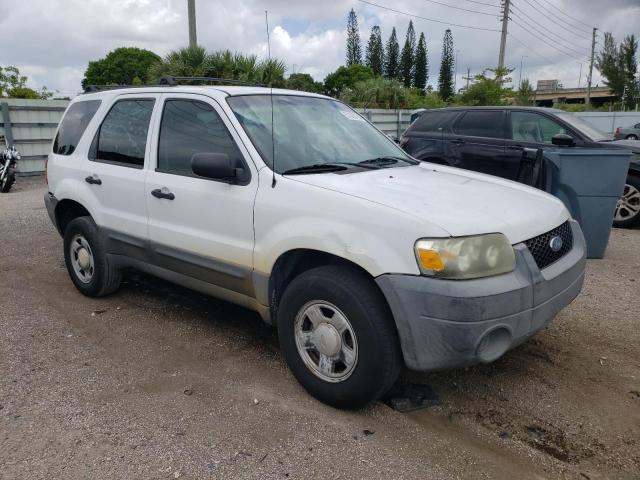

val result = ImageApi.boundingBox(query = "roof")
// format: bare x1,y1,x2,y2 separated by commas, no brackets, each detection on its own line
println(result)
423,106,566,113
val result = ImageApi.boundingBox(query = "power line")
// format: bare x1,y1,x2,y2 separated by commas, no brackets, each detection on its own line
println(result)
419,0,499,17
508,31,579,72
510,3,590,49
357,0,501,32
510,8,589,57
462,0,500,7
518,0,592,37
534,0,594,30
510,18,589,62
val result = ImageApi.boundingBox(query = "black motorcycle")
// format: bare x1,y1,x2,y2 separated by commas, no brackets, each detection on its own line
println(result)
0,136,19,193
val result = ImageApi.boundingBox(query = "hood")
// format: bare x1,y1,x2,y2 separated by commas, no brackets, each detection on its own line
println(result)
606,140,640,154
289,163,569,245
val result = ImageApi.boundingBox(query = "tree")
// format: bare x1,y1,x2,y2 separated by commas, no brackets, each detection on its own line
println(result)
148,46,286,87
414,32,428,90
457,67,513,106
323,64,375,97
596,32,640,109
81,47,161,89
438,29,455,100
346,9,362,66
286,73,323,93
365,26,384,76
384,27,400,80
620,34,639,108
514,79,534,106
399,21,416,87
0,65,54,99
340,77,409,109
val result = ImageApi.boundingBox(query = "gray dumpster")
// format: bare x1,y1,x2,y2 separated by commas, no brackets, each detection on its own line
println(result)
543,148,631,258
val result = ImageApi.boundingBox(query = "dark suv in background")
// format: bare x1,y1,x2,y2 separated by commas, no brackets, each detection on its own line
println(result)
401,106,640,228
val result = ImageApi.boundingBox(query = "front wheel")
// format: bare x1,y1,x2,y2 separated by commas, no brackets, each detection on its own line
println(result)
277,265,402,409
625,134,638,140
613,175,640,228
0,171,15,192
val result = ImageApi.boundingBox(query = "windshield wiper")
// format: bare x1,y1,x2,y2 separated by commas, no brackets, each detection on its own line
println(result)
358,156,418,167
282,163,348,175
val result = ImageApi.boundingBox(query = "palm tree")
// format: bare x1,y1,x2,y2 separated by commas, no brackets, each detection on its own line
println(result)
148,47,286,86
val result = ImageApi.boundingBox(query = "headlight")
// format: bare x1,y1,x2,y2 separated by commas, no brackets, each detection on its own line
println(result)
415,233,515,279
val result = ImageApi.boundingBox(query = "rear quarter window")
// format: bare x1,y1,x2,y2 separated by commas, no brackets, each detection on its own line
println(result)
53,100,101,155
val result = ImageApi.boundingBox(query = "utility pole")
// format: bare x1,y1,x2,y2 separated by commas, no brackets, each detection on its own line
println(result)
518,55,527,87
187,0,197,48
585,27,597,109
466,67,470,91
578,63,583,88
498,0,510,70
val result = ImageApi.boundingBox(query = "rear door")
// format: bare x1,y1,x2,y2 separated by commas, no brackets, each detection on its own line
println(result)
80,94,158,255
450,110,507,177
401,110,460,165
144,93,258,296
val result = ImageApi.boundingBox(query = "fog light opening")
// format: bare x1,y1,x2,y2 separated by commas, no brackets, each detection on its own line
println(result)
476,327,511,364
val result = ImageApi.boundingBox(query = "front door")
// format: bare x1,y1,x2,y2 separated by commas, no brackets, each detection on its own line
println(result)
449,110,507,177
144,94,258,296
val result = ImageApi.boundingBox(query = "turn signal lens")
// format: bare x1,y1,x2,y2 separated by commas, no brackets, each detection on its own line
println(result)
417,249,445,272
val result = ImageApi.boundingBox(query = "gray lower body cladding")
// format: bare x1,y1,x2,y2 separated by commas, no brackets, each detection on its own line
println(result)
376,220,587,371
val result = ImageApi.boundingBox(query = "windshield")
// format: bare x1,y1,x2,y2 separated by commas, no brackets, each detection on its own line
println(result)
227,94,412,173
555,113,612,142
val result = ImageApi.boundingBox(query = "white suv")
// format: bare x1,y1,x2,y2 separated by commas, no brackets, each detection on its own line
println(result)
45,84,586,408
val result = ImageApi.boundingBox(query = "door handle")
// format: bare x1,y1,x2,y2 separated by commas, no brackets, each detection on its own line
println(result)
507,145,524,150
450,139,465,145
151,188,175,200
85,175,102,185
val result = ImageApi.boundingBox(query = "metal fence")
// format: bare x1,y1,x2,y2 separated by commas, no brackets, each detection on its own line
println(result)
0,99,69,174
574,111,640,134
355,108,414,138
1,98,637,175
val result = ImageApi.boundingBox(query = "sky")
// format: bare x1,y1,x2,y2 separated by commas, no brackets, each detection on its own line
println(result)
0,0,638,97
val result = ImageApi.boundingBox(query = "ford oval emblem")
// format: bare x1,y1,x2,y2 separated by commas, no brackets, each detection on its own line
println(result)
549,235,563,252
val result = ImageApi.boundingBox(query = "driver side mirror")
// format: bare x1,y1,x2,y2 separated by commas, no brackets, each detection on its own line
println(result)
191,153,243,183
551,133,576,147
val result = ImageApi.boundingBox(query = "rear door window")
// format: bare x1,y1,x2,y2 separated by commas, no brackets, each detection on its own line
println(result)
157,99,243,176
411,111,459,133
454,111,505,138
510,111,566,144
92,99,155,168
53,100,101,155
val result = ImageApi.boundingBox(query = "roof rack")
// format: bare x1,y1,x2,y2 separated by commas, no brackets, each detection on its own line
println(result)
82,76,266,94
159,76,266,87
82,84,168,93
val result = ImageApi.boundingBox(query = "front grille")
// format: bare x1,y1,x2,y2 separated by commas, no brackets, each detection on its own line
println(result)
524,221,573,270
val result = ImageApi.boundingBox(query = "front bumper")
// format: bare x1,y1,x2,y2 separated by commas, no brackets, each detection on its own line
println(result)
376,219,586,371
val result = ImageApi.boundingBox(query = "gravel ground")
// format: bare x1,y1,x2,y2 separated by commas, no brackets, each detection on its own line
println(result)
1,176,638,479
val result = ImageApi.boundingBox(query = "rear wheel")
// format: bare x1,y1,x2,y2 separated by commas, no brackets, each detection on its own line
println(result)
625,134,638,140
277,265,402,409
614,175,640,228
63,216,121,296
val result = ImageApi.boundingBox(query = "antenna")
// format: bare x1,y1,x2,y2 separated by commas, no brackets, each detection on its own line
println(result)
265,10,276,188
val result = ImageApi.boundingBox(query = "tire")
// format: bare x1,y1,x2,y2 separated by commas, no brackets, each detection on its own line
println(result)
63,216,122,296
625,134,638,140
0,172,15,193
277,265,402,409
613,175,640,228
